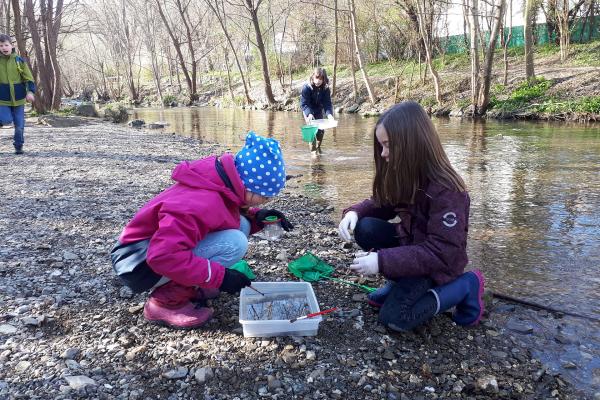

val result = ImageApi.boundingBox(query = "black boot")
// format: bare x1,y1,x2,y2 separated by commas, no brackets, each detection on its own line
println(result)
15,146,23,155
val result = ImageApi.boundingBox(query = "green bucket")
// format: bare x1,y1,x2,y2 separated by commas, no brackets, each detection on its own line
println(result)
301,125,319,142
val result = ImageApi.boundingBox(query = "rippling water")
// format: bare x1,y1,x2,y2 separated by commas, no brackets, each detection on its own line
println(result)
131,106,600,392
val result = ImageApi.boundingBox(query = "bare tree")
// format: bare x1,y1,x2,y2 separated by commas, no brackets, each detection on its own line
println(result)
463,0,480,107
501,0,513,85
523,0,537,82
414,0,442,104
331,0,339,97
24,0,64,112
348,0,376,104
477,0,506,113
227,0,276,104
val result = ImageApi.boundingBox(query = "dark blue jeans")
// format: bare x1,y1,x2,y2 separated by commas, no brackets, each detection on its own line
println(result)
354,217,437,331
0,105,25,149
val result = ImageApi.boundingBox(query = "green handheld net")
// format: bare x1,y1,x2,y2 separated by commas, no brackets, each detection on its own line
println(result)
287,252,334,282
229,259,256,280
287,252,377,293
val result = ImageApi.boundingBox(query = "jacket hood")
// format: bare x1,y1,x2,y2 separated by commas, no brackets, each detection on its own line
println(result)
171,153,246,206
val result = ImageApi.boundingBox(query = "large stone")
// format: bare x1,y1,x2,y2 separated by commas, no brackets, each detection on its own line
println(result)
194,367,213,384
162,367,188,379
0,324,17,335
64,375,96,390
346,104,360,113
476,376,499,393
75,103,98,117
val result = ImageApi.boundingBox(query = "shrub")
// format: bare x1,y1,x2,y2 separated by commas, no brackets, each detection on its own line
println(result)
103,103,129,123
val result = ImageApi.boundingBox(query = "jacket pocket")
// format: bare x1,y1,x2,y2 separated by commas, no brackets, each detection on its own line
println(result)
0,84,11,101
13,83,26,100
111,239,162,293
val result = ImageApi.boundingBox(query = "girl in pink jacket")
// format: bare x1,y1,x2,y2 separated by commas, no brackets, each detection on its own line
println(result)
111,132,293,329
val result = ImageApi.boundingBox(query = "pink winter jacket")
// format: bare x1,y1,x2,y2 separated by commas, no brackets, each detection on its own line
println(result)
118,153,258,289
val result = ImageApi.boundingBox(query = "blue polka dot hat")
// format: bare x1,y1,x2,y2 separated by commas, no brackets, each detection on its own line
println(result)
235,131,286,197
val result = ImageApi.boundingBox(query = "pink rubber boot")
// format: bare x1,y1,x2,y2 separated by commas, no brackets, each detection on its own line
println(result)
144,282,213,329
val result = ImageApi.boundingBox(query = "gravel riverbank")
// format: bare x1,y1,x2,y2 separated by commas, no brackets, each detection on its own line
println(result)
0,121,582,399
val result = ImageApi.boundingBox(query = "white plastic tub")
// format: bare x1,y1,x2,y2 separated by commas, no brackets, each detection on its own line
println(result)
239,282,322,337
309,118,338,130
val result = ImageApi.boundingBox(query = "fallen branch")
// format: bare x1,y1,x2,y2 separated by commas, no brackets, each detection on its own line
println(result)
490,291,600,323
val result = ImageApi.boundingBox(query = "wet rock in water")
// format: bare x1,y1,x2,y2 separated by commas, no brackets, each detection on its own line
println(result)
64,375,96,390
346,104,360,113
506,320,534,334
128,119,145,127
562,361,577,369
162,367,188,379
476,376,499,393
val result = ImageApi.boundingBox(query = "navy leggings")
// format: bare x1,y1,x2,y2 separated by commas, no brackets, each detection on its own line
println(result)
354,217,438,331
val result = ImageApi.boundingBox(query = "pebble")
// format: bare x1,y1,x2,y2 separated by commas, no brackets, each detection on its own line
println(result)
195,367,213,384
15,361,31,373
476,376,499,393
64,375,96,390
305,350,316,361
61,348,80,360
162,367,188,379
63,251,78,260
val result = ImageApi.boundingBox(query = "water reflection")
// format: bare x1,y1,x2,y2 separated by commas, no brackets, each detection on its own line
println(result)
131,107,600,323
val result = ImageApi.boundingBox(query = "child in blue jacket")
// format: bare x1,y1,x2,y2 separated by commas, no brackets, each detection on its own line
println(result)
300,67,334,154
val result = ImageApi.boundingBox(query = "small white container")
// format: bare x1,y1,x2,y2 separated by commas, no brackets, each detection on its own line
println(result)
239,282,322,337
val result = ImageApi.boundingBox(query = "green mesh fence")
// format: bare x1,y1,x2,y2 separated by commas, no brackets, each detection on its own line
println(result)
440,16,600,54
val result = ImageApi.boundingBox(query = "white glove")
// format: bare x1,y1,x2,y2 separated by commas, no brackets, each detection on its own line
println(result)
338,211,358,242
306,114,314,123
327,114,335,120
350,251,379,275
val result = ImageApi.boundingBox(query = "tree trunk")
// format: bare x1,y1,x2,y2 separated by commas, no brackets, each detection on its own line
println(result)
331,0,339,97
348,15,358,100
464,0,480,107
155,0,194,100
11,0,27,56
503,0,513,85
175,0,197,102
524,0,536,82
556,0,570,61
478,0,507,113
224,48,235,101
247,0,276,104
415,0,441,104
204,0,252,104
349,0,376,104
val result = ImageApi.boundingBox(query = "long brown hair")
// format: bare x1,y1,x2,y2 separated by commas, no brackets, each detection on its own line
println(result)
310,67,329,87
372,101,466,206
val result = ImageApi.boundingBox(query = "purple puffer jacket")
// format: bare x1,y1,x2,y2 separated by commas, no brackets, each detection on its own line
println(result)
343,181,470,286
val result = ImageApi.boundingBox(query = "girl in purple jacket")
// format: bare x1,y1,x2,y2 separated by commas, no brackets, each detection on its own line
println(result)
111,132,293,329
338,101,485,332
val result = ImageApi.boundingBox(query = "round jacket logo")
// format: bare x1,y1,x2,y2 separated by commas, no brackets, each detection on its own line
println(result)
442,212,458,227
